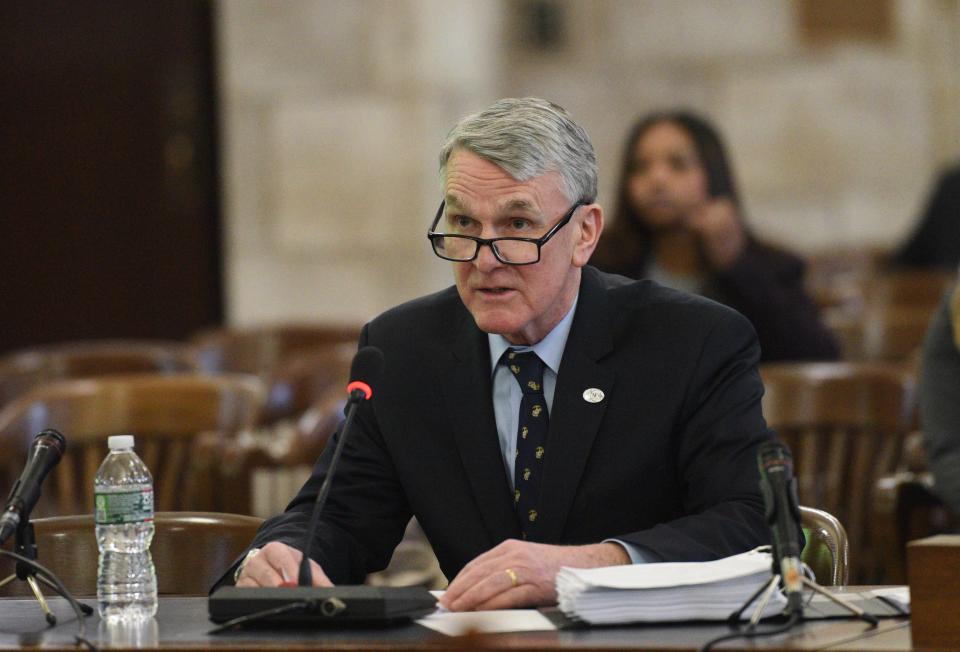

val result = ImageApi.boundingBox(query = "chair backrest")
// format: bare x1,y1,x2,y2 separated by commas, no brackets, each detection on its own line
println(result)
0,512,262,597
209,377,350,518
761,362,916,582
0,374,265,516
261,346,354,424
805,246,886,314
800,505,849,586
828,305,939,363
867,269,956,309
0,340,198,406
191,323,361,376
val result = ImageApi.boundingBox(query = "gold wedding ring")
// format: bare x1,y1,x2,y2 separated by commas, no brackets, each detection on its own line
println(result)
504,568,520,588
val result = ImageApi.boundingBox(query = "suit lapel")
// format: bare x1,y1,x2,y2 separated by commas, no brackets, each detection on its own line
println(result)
537,268,615,542
440,310,520,545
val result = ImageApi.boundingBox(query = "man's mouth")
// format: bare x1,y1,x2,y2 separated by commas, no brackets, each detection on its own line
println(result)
477,287,514,295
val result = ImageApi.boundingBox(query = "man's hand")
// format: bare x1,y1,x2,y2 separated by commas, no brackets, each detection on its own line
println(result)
235,541,333,588
438,540,630,611
688,197,746,271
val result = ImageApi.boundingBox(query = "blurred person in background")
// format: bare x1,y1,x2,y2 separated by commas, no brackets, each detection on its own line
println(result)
893,162,960,270
591,110,838,362
920,276,960,516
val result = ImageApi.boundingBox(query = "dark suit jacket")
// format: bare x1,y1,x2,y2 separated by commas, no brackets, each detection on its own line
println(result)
216,266,773,587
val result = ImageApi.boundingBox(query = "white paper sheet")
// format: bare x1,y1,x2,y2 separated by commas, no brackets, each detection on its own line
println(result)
416,610,556,636
417,591,557,636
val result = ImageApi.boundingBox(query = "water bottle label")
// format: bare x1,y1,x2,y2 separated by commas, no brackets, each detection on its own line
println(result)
94,488,154,524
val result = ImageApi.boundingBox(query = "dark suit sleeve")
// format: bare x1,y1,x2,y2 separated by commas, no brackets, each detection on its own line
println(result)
210,326,412,590
921,289,960,515
615,306,774,561
714,244,839,362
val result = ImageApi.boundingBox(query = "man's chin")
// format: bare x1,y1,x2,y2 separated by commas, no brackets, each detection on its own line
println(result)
469,310,525,340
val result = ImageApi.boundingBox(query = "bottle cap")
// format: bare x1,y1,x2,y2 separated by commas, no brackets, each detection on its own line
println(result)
107,434,135,450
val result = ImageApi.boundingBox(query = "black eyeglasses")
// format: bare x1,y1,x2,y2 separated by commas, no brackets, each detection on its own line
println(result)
427,200,585,265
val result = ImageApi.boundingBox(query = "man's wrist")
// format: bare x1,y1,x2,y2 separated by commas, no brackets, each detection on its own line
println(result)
598,541,632,565
234,547,261,583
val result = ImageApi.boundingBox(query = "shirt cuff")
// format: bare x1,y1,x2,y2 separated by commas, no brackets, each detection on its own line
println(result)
604,539,660,564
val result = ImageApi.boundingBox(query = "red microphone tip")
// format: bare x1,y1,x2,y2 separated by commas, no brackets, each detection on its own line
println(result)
346,380,373,400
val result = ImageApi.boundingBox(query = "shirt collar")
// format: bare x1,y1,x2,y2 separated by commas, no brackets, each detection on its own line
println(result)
488,296,578,377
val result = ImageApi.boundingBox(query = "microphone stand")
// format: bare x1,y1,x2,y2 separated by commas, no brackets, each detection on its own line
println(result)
727,558,878,627
0,519,94,626
296,387,364,588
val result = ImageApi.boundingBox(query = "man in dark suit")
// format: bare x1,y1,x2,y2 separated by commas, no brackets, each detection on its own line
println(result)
226,98,772,611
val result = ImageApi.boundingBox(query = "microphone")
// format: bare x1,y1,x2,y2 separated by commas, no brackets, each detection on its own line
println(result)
208,346,434,628
0,429,67,545
757,440,803,614
297,346,384,587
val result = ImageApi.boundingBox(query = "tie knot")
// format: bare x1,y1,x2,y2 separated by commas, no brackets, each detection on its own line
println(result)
505,349,546,395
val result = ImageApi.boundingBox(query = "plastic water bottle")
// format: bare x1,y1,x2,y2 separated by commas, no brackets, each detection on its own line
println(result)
94,434,157,622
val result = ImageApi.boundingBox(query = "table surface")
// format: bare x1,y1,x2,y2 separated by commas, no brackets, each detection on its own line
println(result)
0,594,912,652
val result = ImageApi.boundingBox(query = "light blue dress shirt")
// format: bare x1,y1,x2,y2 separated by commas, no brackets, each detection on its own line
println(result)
486,298,655,564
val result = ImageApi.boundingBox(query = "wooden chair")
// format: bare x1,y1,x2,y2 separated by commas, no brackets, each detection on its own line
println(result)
818,268,951,363
800,505,849,586
191,323,359,428
827,305,938,363
0,512,262,597
874,470,959,584
185,349,353,517
866,269,956,309
0,374,266,516
225,380,349,517
191,323,360,377
760,362,916,582
873,432,960,583
806,246,887,316
0,340,198,406
258,346,353,425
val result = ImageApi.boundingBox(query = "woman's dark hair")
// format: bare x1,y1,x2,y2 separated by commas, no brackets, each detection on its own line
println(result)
592,110,745,275
892,163,960,269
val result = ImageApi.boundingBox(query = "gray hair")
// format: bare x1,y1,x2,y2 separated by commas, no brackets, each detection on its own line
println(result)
438,97,597,203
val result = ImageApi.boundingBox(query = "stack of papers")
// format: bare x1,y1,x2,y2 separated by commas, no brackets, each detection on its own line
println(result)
556,548,786,624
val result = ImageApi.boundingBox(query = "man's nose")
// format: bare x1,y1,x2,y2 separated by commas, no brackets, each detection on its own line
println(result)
473,241,504,272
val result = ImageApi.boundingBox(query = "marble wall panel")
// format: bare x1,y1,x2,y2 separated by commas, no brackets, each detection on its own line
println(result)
270,98,424,252
603,0,795,62
220,0,373,95
717,46,932,248
219,0,959,325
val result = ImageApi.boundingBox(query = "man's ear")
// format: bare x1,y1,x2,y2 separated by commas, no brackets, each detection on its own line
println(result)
572,204,604,268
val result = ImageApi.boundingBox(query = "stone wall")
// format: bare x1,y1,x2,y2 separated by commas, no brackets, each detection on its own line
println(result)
217,0,960,326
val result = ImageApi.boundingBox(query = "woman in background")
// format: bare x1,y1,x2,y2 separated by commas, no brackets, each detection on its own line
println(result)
591,110,838,361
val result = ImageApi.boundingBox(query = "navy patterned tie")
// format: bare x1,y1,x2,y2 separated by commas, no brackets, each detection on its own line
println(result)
506,349,548,540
